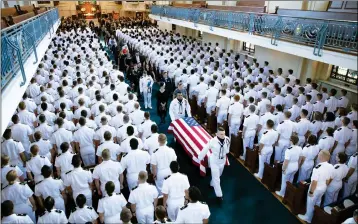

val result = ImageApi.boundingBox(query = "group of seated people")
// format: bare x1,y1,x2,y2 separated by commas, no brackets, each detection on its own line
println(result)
1,22,212,224
115,23,357,223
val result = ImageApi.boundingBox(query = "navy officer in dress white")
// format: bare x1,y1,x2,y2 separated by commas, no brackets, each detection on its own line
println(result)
198,127,230,203
169,91,192,121
298,150,334,223
175,186,210,223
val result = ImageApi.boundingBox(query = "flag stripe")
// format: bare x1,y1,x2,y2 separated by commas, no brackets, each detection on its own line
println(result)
178,119,207,148
172,121,201,157
176,120,204,152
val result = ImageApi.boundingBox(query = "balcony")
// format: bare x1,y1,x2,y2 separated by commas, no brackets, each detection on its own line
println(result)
150,5,357,61
1,8,60,134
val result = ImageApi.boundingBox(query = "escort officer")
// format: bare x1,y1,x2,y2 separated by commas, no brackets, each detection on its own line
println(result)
140,72,154,109
198,127,230,202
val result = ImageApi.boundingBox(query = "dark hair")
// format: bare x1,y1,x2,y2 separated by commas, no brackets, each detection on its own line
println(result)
337,152,348,164
105,181,115,196
76,194,86,208
325,112,336,122
72,155,82,167
170,161,179,173
44,196,55,212
266,119,274,128
127,125,134,136
188,186,201,203
41,165,52,178
1,200,14,216
151,124,158,133
301,109,308,117
60,142,69,153
130,138,138,150
307,135,317,145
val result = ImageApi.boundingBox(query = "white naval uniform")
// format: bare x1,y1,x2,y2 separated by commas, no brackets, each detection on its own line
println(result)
323,163,349,206
343,153,357,198
120,136,144,154
92,160,124,196
37,209,68,224
294,118,311,146
29,139,52,161
205,87,219,114
73,126,96,166
97,192,127,224
1,182,35,223
175,202,210,224
275,120,295,162
96,140,120,161
162,172,190,221
94,124,116,144
228,102,244,136
332,126,353,164
1,139,26,176
68,206,98,224
198,136,230,197
151,146,177,194
1,165,23,187
2,214,34,224
50,128,73,154
35,177,66,211
278,145,302,196
257,129,279,179
138,119,156,141
26,155,51,183
128,182,159,224
64,167,93,207
216,96,231,124
143,133,160,155
140,75,154,108
55,151,74,180
300,162,334,223
129,109,145,128
297,144,320,182
242,113,259,160
345,128,357,156
169,98,192,121
116,123,138,143
120,149,150,191
11,123,33,153
257,112,275,142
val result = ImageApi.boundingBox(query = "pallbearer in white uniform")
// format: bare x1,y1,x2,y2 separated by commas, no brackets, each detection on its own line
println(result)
169,91,192,121
140,72,154,109
198,127,230,203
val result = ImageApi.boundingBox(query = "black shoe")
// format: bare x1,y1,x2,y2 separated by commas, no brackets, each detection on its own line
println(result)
209,184,214,189
217,197,223,204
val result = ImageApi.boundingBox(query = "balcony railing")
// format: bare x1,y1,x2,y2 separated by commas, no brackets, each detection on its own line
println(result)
151,6,358,57
1,8,59,89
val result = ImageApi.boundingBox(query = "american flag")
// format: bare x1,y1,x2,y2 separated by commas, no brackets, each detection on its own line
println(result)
168,117,229,176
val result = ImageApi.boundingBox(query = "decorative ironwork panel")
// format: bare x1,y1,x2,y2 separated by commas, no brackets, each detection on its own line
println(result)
1,8,59,89
150,5,358,55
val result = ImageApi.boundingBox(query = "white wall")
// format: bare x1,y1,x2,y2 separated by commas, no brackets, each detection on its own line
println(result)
207,1,223,6
202,32,227,50
254,46,303,78
265,1,303,13
158,20,172,32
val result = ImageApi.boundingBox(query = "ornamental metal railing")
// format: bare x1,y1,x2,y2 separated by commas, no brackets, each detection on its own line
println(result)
1,8,59,89
151,5,358,57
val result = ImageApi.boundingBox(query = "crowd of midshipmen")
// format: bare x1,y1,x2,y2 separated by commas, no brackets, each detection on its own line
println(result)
115,21,357,223
1,19,210,224
1,17,357,224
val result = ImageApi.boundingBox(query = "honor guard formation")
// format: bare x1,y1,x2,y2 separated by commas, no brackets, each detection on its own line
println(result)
1,14,357,224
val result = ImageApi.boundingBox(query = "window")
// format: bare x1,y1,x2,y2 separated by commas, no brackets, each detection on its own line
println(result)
243,41,255,54
330,65,357,85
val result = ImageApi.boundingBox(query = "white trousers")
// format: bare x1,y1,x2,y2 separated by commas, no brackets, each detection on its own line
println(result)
243,136,255,159
304,188,326,222
330,144,345,165
324,182,342,206
206,102,216,114
275,140,290,162
343,174,357,198
217,111,227,124
297,135,305,147
127,173,139,191
14,202,35,223
258,150,273,179
229,119,241,136
278,169,297,196
81,152,96,167
209,158,226,197
136,205,154,224
54,196,65,211
167,197,185,222
297,161,314,183
155,168,171,195
143,90,152,108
